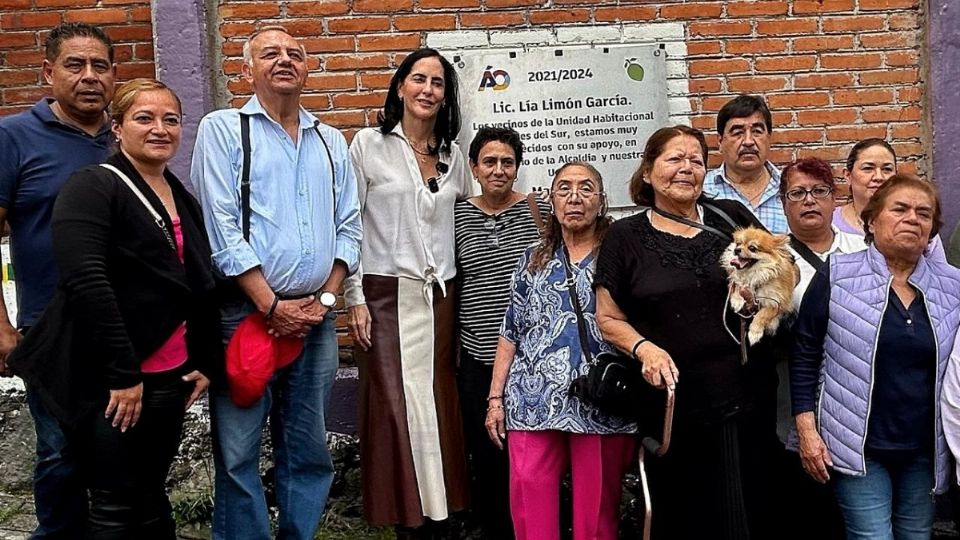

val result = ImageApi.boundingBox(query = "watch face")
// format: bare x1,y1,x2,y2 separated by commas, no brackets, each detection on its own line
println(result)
319,291,337,308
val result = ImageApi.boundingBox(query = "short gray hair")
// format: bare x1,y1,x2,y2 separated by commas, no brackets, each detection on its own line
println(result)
241,25,301,65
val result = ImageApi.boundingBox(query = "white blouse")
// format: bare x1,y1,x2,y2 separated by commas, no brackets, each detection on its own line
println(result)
344,124,473,307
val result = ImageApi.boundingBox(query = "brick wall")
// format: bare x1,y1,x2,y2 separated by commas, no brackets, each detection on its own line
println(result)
213,0,925,188
0,0,156,116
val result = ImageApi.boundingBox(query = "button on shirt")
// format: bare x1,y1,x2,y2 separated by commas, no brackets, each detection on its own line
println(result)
704,162,787,234
0,98,112,327
191,96,362,295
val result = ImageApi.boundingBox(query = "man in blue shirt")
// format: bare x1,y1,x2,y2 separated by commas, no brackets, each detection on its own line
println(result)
0,23,115,539
704,94,787,234
191,26,362,540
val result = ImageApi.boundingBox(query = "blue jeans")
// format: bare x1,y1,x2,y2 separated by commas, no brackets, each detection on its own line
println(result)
211,302,338,540
833,449,935,540
26,389,86,539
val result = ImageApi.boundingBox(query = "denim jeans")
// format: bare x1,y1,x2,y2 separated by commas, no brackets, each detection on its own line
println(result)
833,449,935,540
26,388,86,540
211,301,338,540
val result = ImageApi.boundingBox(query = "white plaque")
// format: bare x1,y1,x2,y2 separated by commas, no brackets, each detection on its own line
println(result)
453,45,669,208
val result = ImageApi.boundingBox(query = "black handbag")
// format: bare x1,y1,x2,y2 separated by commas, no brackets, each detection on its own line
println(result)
560,244,663,424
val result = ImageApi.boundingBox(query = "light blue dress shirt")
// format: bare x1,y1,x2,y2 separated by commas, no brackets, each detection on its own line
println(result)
703,161,787,234
191,95,362,295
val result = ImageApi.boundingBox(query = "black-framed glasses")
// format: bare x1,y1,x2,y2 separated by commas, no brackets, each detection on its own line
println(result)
427,161,449,193
784,185,833,202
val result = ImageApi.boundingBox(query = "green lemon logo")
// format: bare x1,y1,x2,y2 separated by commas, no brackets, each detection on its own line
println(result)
625,58,644,82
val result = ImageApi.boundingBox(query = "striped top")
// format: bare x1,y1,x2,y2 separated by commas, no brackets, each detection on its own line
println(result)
455,197,545,364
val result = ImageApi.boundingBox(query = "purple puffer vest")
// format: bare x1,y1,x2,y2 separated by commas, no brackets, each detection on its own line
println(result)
819,245,960,493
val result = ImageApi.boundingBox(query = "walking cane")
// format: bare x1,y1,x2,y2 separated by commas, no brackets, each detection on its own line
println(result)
638,386,675,540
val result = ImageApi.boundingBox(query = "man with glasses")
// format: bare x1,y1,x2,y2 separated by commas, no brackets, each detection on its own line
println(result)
705,94,787,233
191,26,362,540
0,22,116,539
774,157,863,540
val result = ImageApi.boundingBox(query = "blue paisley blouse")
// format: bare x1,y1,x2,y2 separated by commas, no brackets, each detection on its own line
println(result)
500,246,637,434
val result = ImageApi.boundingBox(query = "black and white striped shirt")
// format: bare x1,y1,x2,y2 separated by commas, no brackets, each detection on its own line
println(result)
455,198,546,364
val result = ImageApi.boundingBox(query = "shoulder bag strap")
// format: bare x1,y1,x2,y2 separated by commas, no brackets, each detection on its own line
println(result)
99,164,176,251
788,233,826,272
651,205,732,242
561,243,594,365
527,192,545,231
240,113,252,242
701,202,739,231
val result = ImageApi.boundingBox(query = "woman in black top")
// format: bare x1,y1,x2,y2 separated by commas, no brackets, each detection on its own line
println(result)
10,79,221,539
594,125,779,539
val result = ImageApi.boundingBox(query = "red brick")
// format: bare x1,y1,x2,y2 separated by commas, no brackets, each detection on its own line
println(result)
461,12,525,27
727,76,788,93
486,0,542,6
861,105,921,122
898,87,922,102
112,44,133,62
304,73,356,91
688,21,752,37
793,35,854,52
1,12,62,29
792,0,854,13
661,2,722,18
393,14,457,31
700,95,737,112
103,24,152,42
727,1,788,16
885,51,919,67
219,4,280,18
892,142,923,157
360,72,393,89
820,53,883,70
324,53,391,71
302,36,355,53
859,0,918,10
328,17,390,33
315,110,365,128
131,6,151,22
859,68,919,85
686,41,722,56
826,125,887,142
0,69,38,87
772,111,793,126
797,108,858,126
689,78,723,93
332,91,387,108
2,50,44,67
357,33,421,52
134,43,154,61
860,32,916,49
116,62,155,80
0,105,30,115
226,78,251,94
891,124,921,139
300,94,331,110
766,92,830,108
755,55,817,72
34,0,96,6
286,1,350,17
354,0,412,12
833,88,894,105
798,146,849,161
726,39,787,55
773,129,824,144
529,8,592,24
756,19,818,35
64,8,128,24
276,20,324,36
420,0,479,7
690,115,714,130
822,15,886,32
890,13,919,30
794,73,854,89
688,58,751,76
594,6,658,22
2,87,46,104
0,0,30,7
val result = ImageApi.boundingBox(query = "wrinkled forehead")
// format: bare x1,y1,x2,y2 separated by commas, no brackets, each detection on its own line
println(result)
55,36,111,63
553,167,599,187
723,112,767,134
250,30,303,55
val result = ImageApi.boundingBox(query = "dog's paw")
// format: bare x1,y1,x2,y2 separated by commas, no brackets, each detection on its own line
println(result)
729,293,745,311
748,324,764,345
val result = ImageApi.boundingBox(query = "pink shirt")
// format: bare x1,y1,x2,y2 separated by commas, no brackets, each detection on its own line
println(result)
141,217,188,373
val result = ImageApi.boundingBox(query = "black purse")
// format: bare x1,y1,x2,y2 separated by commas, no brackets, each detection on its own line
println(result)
561,244,663,424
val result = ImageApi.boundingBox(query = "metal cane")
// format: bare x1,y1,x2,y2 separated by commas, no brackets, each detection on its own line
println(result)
638,387,675,540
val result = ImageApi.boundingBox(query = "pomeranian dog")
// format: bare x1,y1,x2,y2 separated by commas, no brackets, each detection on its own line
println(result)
720,226,799,345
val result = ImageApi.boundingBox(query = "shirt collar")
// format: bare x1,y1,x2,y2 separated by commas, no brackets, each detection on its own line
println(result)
708,161,781,189
240,94,317,130
33,98,111,137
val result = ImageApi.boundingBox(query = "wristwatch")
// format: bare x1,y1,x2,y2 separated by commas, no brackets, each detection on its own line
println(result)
317,291,337,309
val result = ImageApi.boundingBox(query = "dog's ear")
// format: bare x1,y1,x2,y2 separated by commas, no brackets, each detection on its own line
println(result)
772,233,790,248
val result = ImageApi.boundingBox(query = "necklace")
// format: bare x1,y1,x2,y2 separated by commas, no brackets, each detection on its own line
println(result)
407,138,436,164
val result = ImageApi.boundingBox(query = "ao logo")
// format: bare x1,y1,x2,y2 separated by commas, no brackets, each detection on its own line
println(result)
478,66,510,91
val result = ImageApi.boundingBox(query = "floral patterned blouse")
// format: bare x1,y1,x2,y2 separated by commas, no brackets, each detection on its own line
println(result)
500,245,636,434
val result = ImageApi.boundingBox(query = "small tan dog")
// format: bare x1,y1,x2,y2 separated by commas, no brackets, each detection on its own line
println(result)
720,226,799,345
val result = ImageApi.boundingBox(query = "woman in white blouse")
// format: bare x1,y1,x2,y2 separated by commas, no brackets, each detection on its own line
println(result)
344,48,472,538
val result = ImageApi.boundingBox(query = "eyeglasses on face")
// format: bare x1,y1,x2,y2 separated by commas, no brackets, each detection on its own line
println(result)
552,185,598,200
784,185,833,202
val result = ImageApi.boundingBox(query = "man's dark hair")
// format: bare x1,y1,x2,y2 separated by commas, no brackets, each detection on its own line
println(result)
45,23,114,63
717,94,772,136
468,126,524,166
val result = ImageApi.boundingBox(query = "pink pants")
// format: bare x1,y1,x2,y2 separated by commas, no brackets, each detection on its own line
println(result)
508,430,636,540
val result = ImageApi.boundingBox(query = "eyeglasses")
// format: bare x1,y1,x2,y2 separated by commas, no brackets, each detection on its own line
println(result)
552,185,598,200
427,161,449,193
784,185,833,202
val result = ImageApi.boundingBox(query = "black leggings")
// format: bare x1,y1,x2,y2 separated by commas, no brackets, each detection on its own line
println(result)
84,370,189,540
